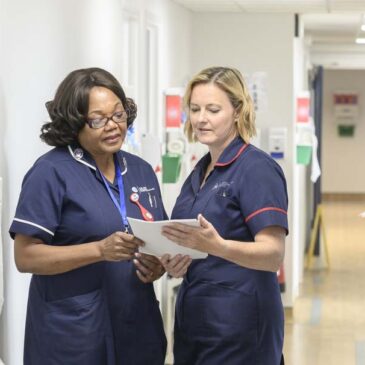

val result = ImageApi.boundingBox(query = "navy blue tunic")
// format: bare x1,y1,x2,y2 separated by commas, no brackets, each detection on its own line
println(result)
9,145,167,365
171,137,288,365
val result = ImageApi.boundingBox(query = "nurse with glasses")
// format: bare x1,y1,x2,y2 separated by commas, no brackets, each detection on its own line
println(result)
86,110,128,129
9,67,167,364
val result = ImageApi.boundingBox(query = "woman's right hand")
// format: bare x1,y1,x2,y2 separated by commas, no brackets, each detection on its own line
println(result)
99,232,144,261
160,254,192,278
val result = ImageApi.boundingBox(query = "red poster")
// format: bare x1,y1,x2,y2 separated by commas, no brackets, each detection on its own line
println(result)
296,96,310,123
166,95,181,128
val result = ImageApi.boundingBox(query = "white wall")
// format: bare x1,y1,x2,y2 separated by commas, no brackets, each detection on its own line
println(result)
0,0,192,363
322,69,365,193
190,12,298,306
190,13,295,162
0,1,127,362
0,9,4,349
0,4,5,343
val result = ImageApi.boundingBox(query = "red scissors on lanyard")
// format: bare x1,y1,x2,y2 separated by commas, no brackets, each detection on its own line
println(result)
130,193,154,221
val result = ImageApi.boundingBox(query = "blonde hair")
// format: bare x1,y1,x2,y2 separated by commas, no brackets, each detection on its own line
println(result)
184,67,256,143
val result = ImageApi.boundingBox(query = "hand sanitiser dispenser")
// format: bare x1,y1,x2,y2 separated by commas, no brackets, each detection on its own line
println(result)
269,127,287,160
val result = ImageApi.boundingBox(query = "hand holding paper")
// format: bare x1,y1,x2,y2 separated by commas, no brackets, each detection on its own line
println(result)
133,252,165,283
161,214,223,257
160,254,192,278
127,217,208,259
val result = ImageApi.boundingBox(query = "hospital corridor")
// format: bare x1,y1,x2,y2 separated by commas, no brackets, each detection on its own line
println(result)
283,198,365,365
1,0,365,364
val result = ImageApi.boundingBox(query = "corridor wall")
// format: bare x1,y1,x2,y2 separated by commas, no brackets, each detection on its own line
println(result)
322,69,365,194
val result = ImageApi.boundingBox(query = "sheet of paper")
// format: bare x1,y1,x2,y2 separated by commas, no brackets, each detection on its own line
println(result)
127,217,208,259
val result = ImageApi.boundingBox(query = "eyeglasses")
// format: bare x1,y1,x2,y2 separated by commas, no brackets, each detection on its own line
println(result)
86,110,128,129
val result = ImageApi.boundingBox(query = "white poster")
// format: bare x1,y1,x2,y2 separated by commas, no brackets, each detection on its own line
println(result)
246,72,268,112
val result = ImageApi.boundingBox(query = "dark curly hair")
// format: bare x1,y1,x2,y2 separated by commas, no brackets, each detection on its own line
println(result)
40,67,137,146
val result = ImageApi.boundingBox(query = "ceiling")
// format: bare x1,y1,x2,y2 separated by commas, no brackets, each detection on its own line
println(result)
171,0,365,46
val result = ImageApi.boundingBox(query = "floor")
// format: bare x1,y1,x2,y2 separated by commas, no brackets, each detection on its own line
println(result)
283,199,365,365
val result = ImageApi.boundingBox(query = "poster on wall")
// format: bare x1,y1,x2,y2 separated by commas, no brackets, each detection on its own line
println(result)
333,91,359,120
333,91,359,137
246,72,268,112
296,94,310,123
165,94,182,128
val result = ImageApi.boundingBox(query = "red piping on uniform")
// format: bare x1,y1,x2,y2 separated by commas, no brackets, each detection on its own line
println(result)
245,207,287,223
215,143,249,166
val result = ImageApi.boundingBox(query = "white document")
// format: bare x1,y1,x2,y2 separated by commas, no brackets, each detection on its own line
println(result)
127,217,208,259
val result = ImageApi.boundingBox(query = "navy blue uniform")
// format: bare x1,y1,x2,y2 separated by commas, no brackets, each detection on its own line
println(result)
9,145,167,365
171,137,288,365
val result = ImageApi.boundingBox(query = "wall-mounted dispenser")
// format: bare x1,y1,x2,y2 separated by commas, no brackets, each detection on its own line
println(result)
269,127,287,160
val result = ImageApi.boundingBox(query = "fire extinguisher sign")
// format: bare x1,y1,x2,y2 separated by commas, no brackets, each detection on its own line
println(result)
165,95,182,128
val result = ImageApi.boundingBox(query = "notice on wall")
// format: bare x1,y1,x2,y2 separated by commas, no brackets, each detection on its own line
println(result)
246,72,268,112
296,93,310,124
165,94,182,128
333,91,359,124
333,91,359,138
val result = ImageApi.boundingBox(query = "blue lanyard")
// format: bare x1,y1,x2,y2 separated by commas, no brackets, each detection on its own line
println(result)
99,157,129,232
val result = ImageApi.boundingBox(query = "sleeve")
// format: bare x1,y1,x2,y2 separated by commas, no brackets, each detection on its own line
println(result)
9,159,65,244
239,157,288,237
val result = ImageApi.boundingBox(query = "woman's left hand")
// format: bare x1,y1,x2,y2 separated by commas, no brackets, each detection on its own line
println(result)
133,252,165,283
161,214,224,256
160,254,192,278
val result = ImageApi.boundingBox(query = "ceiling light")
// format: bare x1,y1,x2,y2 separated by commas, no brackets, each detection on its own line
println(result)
355,37,365,44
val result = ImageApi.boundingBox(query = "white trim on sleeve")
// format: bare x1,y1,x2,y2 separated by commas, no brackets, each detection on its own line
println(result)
13,218,54,236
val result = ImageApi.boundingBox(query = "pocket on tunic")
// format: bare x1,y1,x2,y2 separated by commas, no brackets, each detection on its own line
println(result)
43,289,110,360
112,298,167,365
182,281,258,344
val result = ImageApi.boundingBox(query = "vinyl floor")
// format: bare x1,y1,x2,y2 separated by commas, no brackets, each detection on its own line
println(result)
283,199,365,365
